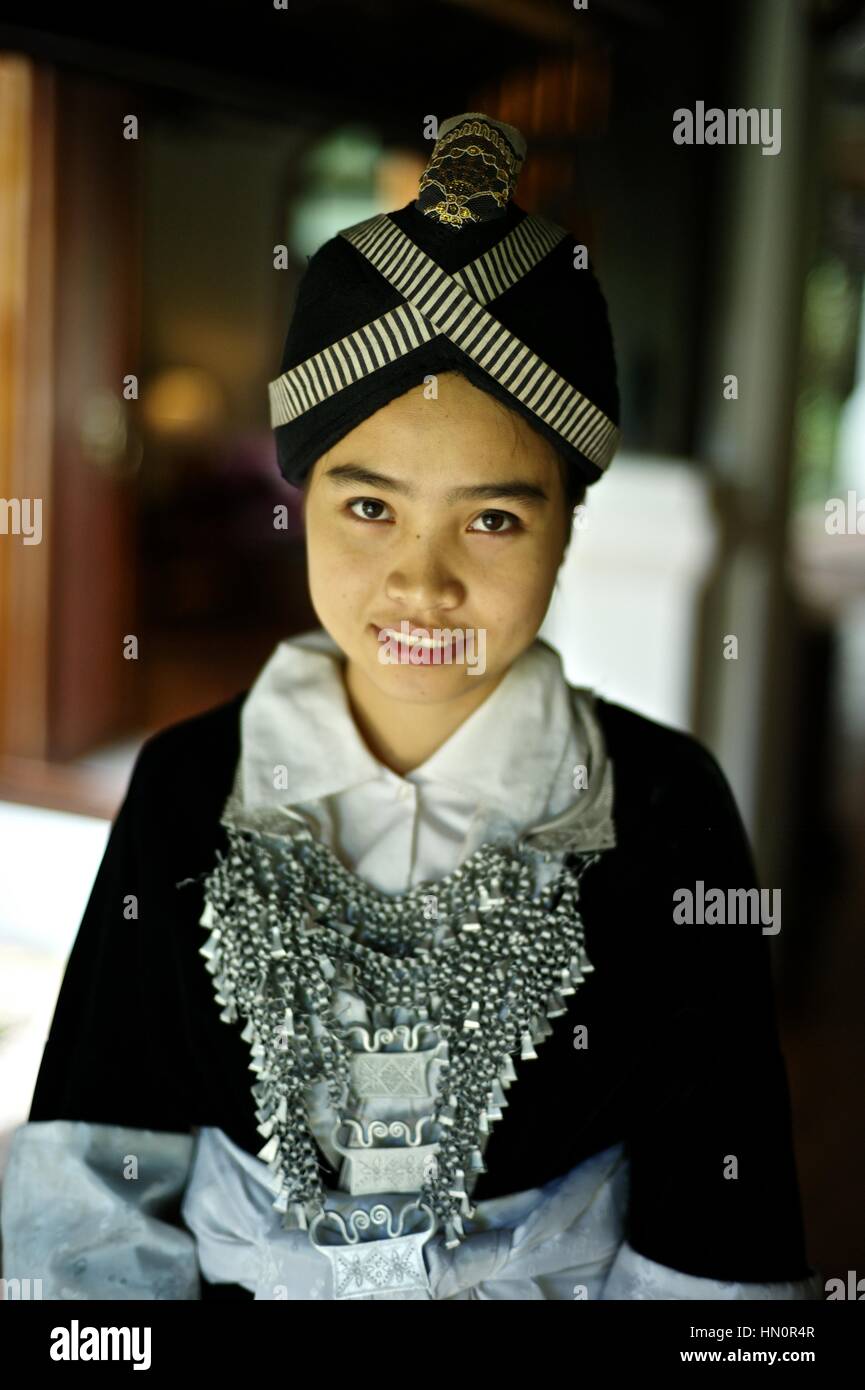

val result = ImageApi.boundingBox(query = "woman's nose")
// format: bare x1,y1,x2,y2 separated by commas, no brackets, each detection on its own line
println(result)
383,539,465,611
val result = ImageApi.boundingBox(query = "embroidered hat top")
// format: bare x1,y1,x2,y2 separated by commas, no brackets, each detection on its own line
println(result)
269,112,620,489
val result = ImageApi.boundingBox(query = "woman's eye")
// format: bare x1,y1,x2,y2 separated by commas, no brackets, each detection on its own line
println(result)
468,510,521,534
345,500,521,532
347,498,393,522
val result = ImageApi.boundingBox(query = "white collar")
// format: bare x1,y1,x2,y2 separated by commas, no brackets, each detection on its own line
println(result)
240,627,577,829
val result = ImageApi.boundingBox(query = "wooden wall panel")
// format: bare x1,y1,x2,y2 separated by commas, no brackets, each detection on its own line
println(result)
49,74,142,758
0,59,142,772
0,58,55,759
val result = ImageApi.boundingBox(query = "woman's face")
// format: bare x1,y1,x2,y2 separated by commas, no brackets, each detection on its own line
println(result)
302,371,570,706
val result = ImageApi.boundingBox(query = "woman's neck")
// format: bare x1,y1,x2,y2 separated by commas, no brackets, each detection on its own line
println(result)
341,661,508,776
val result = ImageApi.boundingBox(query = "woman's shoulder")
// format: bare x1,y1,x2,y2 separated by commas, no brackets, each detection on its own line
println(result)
121,690,249,823
589,695,758,890
138,689,248,765
590,693,744,826
593,694,727,779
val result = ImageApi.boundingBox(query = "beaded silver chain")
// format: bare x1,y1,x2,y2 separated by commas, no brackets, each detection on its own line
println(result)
199,819,600,1249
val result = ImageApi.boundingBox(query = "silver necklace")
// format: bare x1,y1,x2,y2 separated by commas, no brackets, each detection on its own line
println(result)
199,817,599,1251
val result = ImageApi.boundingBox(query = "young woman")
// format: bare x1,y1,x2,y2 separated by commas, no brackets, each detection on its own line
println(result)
1,114,822,1300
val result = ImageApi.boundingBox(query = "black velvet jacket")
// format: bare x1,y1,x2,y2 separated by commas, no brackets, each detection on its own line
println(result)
27,690,815,1293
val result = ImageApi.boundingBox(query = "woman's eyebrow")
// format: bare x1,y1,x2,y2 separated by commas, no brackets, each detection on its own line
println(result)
323,463,549,507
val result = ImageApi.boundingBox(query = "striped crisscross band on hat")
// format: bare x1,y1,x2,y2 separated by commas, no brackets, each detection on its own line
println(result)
268,212,621,473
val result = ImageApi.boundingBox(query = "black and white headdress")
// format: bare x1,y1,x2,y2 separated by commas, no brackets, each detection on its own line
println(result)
269,112,620,488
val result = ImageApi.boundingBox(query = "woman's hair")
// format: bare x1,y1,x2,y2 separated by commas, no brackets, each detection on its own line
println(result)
558,458,587,516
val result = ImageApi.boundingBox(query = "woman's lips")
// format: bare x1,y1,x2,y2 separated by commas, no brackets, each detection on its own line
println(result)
372,623,459,650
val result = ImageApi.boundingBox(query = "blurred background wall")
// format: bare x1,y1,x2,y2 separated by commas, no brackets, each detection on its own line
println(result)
0,0,863,1286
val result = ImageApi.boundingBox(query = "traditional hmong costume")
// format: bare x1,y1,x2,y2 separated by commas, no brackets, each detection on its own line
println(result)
0,114,822,1300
